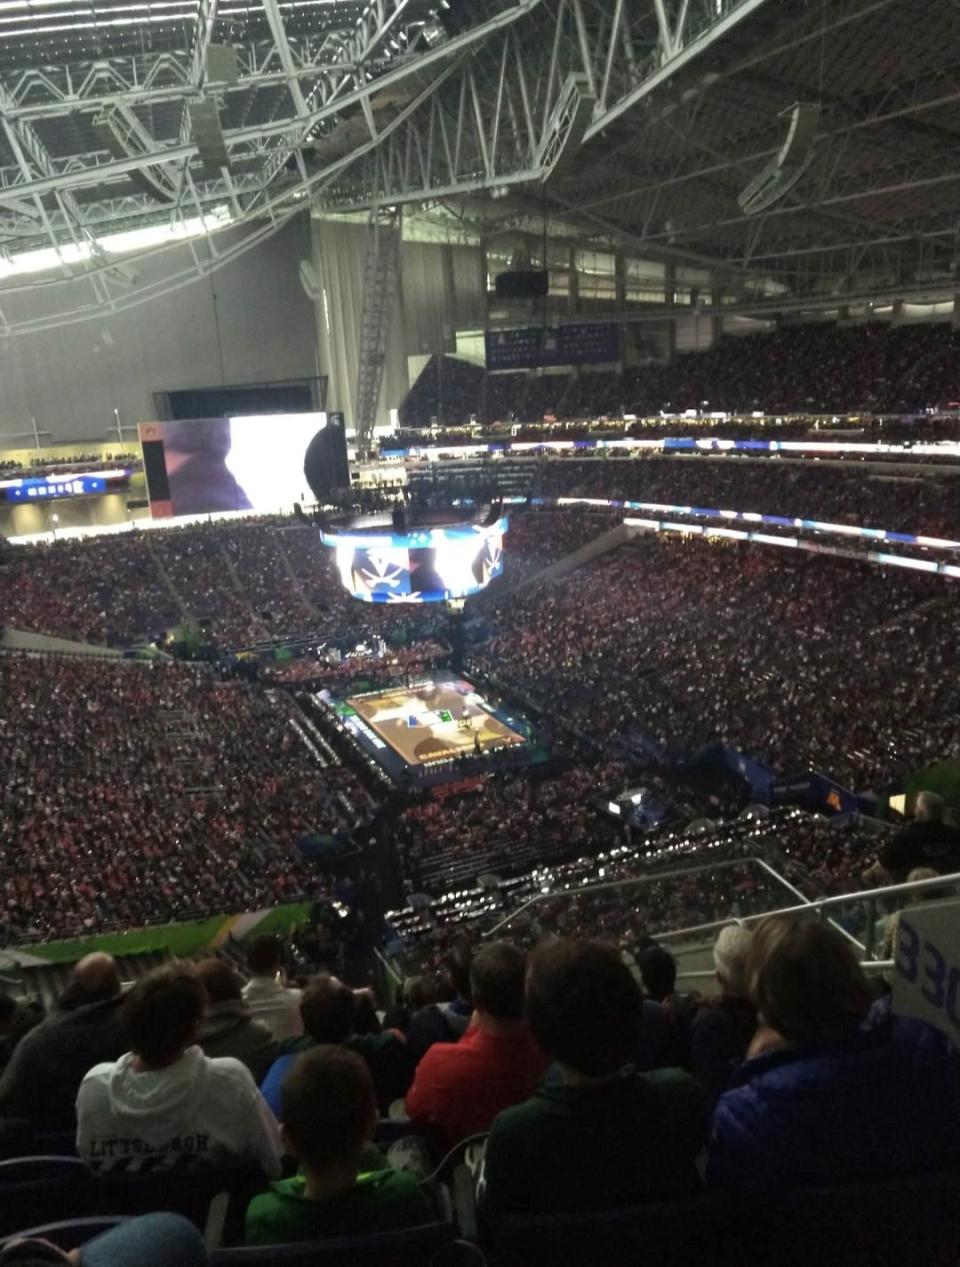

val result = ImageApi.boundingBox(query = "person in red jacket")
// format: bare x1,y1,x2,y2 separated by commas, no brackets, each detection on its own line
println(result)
404,941,547,1145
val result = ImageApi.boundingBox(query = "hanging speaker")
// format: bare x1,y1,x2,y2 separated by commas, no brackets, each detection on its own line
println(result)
738,102,820,216
304,413,350,501
205,44,238,84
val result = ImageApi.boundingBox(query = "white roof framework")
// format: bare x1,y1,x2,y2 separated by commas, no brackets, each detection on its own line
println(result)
0,0,957,328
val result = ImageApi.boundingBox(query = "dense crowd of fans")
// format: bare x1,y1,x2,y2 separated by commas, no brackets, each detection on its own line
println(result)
472,536,960,791
536,454,960,537
0,655,375,941
394,758,623,893
400,323,960,426
0,451,138,477
1,533,181,646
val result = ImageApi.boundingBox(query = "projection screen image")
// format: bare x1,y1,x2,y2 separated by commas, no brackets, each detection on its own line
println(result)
325,519,506,603
140,413,325,516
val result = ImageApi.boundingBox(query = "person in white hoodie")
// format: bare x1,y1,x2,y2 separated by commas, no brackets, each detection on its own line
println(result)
76,963,283,1178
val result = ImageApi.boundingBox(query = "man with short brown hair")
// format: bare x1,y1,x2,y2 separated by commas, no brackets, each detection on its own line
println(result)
483,939,705,1217
77,964,282,1176
405,941,548,1145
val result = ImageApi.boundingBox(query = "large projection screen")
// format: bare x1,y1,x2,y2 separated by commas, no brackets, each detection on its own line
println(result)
138,414,325,517
321,518,507,603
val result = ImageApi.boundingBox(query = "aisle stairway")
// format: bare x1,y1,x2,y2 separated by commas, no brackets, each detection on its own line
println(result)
142,535,189,621
273,529,320,619
218,545,269,640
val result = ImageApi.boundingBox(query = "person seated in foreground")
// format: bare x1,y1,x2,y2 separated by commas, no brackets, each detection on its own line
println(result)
707,915,960,1192
194,958,278,1083
76,963,283,1176
241,935,304,1042
482,940,706,1218
864,790,960,885
405,941,548,1146
245,1046,434,1245
0,953,127,1133
687,923,757,1106
260,975,412,1115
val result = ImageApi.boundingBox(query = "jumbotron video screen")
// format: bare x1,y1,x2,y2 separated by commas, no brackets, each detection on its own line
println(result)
321,518,506,604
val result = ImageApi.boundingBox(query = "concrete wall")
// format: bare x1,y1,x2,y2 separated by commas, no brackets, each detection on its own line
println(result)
0,216,318,445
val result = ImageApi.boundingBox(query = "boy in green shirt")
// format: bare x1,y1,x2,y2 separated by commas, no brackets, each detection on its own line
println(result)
245,1045,434,1246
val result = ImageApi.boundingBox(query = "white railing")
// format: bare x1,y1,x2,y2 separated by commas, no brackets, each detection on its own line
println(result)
482,855,781,940
484,860,960,960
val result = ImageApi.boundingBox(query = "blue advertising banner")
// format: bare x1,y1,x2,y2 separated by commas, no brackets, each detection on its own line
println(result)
771,770,860,815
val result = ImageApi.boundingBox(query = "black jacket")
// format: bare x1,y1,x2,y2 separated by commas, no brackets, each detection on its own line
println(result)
0,994,128,1131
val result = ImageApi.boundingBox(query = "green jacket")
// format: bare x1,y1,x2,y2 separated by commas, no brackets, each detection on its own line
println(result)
245,1169,434,1246
483,1067,706,1218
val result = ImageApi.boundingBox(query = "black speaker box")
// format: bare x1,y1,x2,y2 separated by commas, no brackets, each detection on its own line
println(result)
304,413,350,500
494,269,549,299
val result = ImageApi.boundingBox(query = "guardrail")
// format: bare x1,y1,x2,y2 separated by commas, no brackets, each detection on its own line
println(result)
484,859,960,960
482,855,787,940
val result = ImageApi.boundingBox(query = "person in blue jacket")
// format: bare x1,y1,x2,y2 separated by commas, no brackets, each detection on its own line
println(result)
708,914,960,1192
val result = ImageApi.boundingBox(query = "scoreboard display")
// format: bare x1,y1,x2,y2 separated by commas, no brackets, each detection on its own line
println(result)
485,322,621,371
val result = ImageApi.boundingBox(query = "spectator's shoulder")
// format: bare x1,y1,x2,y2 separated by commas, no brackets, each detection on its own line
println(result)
79,1060,117,1087
488,1092,542,1139
206,1053,259,1088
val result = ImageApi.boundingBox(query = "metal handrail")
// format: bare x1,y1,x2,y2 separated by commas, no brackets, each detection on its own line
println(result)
677,959,895,984
656,869,960,947
373,945,403,987
484,857,960,959
482,854,776,939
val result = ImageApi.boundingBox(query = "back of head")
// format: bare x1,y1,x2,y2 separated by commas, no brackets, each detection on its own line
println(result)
63,952,121,1008
638,946,677,1002
915,790,945,823
907,866,946,903
713,923,753,998
194,958,242,1005
404,975,438,1013
246,935,283,978
123,964,206,1068
526,940,642,1077
470,941,526,1020
282,1046,376,1171
300,975,356,1044
442,940,474,1006
748,916,870,1046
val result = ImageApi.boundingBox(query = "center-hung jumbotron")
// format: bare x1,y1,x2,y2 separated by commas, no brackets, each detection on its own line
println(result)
318,504,507,604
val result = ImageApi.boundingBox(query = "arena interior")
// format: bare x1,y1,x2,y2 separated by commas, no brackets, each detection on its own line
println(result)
2,0,960,1259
